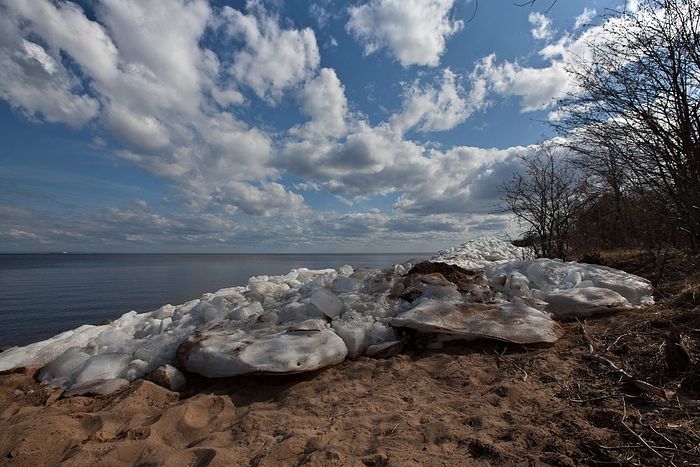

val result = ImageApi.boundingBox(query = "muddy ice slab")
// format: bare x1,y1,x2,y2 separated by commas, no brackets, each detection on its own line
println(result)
178,319,348,378
390,299,564,345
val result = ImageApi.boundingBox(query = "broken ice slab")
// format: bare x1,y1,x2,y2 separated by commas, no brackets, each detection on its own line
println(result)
177,319,348,378
309,288,344,319
537,287,632,320
390,299,564,345
487,258,654,318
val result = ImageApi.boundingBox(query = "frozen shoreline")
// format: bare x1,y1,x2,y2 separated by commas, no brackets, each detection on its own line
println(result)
0,237,653,396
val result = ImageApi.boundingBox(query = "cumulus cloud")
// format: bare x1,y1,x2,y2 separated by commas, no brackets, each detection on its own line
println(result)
391,68,486,134
214,181,307,217
290,68,348,140
221,1,320,103
472,53,571,112
468,6,642,114
574,8,597,29
0,0,309,216
346,0,463,67
528,12,554,40
1,0,550,250
0,5,101,127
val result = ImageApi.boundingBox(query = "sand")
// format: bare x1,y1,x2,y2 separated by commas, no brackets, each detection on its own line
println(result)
1,304,699,466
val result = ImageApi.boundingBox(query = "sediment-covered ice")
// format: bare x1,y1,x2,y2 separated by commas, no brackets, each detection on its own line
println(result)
0,237,655,396
391,299,564,344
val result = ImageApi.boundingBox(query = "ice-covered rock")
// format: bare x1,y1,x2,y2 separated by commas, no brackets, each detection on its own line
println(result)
149,364,186,391
390,299,563,345
178,319,348,378
432,236,533,270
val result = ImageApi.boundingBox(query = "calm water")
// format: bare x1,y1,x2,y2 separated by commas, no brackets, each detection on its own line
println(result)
0,253,427,347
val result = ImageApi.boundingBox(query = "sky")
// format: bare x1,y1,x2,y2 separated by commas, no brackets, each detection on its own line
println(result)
0,0,633,253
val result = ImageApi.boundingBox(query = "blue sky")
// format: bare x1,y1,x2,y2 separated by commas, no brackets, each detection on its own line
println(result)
0,0,628,252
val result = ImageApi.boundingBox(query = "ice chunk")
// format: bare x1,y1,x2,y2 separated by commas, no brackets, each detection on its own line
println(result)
539,287,631,320
432,236,533,270
178,319,347,377
368,274,394,293
152,304,175,319
0,324,103,371
331,318,397,359
487,258,654,317
248,276,291,301
391,299,563,345
72,353,133,385
331,319,368,358
366,340,403,358
230,302,263,321
95,329,132,348
337,264,354,276
310,288,344,319
65,378,130,397
37,347,91,386
332,276,362,293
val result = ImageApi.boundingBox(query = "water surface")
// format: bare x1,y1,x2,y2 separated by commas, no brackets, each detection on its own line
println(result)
0,253,427,347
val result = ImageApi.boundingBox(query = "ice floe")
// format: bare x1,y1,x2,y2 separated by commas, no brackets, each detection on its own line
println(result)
0,237,655,396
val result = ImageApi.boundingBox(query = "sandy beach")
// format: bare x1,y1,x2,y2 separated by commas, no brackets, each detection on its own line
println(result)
2,301,698,466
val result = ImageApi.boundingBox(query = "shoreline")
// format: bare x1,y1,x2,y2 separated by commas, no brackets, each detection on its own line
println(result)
0,241,697,465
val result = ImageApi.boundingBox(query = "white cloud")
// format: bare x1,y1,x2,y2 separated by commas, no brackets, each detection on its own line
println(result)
346,0,463,67
0,6,101,127
221,2,320,103
472,53,570,112
0,0,301,216
528,12,554,40
291,68,348,140
574,8,597,29
391,68,486,134
214,181,307,216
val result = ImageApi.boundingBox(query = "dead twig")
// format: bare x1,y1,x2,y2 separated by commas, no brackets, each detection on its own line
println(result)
605,333,630,352
583,354,669,399
568,393,619,403
492,350,528,382
578,320,670,400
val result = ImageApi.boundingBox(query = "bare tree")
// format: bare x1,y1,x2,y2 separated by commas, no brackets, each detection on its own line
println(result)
501,144,591,260
553,0,700,249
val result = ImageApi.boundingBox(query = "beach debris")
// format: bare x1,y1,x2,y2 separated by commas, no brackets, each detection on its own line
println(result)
0,237,655,395
391,299,564,345
177,319,348,378
149,364,186,391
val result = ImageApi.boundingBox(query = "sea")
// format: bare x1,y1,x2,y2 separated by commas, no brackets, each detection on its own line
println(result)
0,253,428,347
